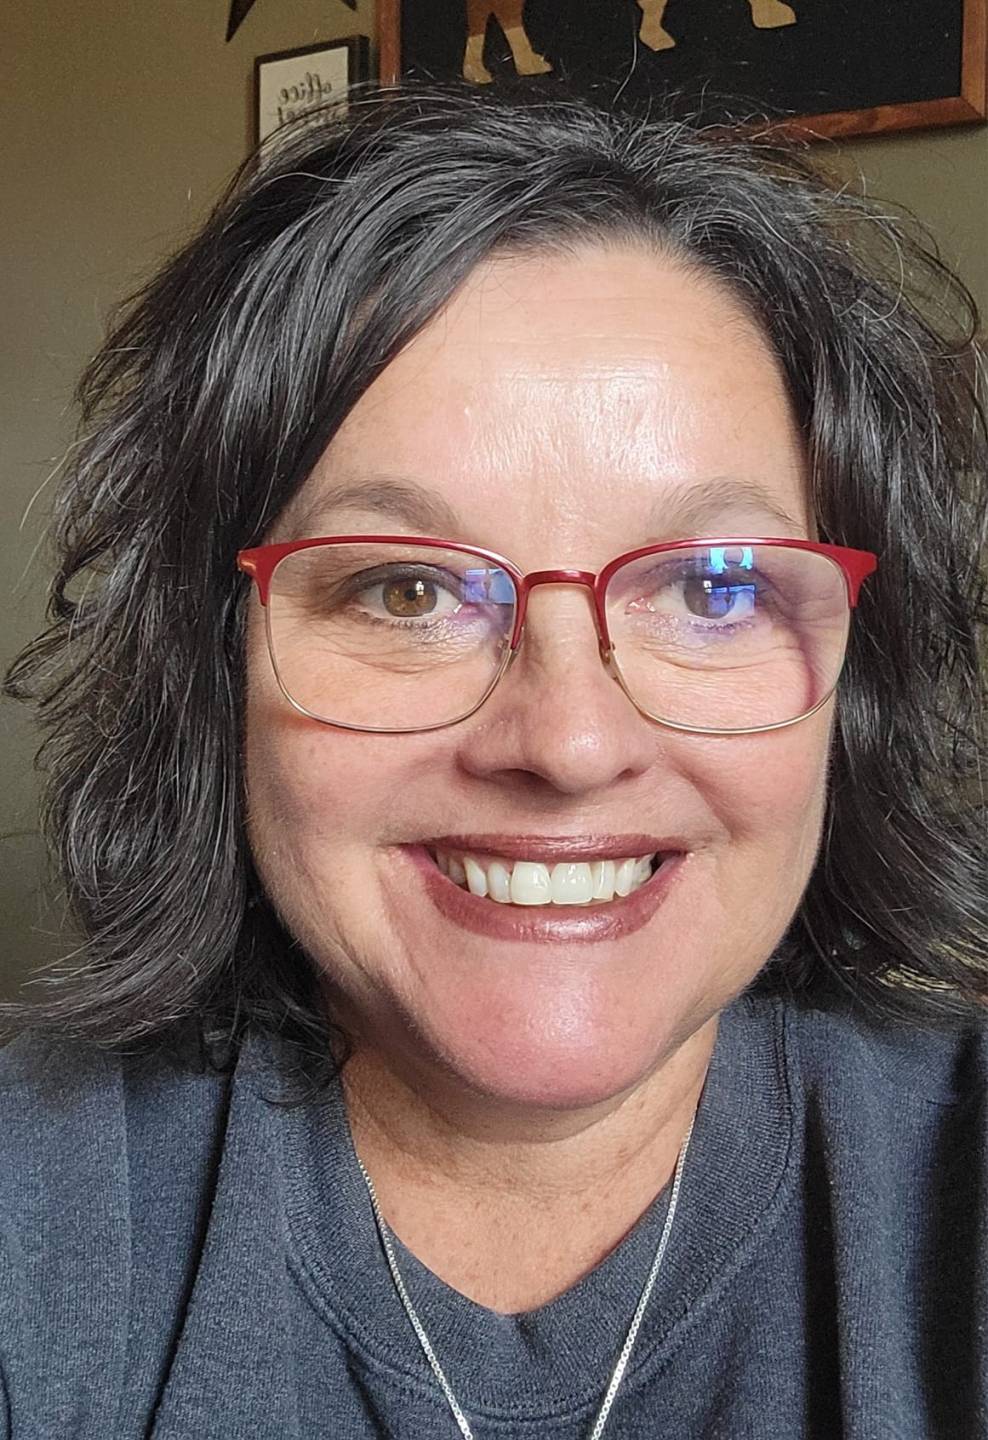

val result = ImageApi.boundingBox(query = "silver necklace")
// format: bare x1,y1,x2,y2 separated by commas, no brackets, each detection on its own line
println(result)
356,1111,696,1440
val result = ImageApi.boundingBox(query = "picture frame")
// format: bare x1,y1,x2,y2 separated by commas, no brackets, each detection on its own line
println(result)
377,0,987,141
254,36,370,148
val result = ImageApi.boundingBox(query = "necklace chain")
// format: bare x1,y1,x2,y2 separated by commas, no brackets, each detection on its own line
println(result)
356,1112,696,1440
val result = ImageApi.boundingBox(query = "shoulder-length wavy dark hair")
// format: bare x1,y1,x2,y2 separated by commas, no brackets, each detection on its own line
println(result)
4,83,987,1086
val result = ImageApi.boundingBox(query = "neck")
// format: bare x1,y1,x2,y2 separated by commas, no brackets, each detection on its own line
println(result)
341,1017,717,1311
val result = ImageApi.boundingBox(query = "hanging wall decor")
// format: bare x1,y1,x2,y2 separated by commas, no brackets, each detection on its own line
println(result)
377,0,987,140
228,0,357,42
255,36,370,145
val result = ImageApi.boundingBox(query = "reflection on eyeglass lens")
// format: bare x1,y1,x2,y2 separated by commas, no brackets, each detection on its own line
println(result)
265,542,848,732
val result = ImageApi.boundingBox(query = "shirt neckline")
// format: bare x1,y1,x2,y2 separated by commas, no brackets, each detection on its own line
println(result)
274,989,795,1422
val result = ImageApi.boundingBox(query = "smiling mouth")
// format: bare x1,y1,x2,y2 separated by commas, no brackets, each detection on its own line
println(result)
424,846,668,907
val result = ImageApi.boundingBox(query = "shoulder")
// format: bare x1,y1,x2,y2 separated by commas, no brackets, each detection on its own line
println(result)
0,1031,132,1405
729,990,988,1241
774,989,988,1109
0,1033,238,1428
0,1031,236,1358
0,1029,234,1231
0,1026,118,1095
0,1031,124,1198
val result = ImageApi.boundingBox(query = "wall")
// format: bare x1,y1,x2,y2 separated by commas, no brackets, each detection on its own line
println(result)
1,0,378,997
1,5,985,996
840,124,987,310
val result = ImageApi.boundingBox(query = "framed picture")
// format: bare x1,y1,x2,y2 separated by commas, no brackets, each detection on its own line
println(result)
377,0,987,140
255,36,370,147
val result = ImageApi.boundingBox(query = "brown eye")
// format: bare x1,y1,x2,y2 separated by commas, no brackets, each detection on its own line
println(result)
382,577,440,617
682,576,739,620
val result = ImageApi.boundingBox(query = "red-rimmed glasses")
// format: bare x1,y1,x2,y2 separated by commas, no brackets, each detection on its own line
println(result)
237,536,877,736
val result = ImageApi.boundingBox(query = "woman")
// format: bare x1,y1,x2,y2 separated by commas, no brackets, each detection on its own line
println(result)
1,86,986,1438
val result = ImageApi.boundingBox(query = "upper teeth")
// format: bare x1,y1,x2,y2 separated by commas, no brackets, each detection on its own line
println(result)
433,849,657,905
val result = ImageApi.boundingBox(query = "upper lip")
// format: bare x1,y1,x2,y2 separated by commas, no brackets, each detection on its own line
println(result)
418,834,687,863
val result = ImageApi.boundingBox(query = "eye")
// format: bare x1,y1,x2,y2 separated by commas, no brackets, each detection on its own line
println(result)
681,574,758,622
623,557,767,628
346,566,463,623
372,574,448,619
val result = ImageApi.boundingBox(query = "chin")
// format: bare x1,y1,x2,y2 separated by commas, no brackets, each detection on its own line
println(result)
422,1011,684,1114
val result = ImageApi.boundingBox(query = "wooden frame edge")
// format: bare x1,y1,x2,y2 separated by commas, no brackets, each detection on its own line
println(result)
377,0,401,86
788,95,984,142
962,0,988,115
376,0,987,140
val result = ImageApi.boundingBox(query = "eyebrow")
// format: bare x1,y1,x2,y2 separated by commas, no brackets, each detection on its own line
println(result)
645,476,804,537
287,478,462,539
287,473,804,541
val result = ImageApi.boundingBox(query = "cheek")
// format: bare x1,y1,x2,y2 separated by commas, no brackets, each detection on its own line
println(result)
245,688,369,860
665,715,832,974
243,617,338,875
243,615,424,862
686,713,832,862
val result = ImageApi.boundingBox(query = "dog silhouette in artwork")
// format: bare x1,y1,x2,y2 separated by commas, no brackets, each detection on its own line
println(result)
637,0,796,50
462,0,797,82
462,0,553,83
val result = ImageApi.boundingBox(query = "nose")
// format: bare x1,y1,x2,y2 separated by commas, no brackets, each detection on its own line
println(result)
454,582,658,795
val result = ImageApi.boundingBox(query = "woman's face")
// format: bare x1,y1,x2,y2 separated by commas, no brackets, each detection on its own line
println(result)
245,246,831,1111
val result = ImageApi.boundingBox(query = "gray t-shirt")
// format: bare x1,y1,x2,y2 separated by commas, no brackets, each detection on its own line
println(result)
1,987,986,1438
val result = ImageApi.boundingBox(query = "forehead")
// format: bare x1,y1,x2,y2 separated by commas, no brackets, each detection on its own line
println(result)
281,246,808,555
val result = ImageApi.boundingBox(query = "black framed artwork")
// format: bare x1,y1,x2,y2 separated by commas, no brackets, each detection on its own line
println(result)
254,36,371,147
378,0,987,140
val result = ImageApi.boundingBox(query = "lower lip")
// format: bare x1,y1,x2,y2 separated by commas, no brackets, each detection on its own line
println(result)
402,846,687,943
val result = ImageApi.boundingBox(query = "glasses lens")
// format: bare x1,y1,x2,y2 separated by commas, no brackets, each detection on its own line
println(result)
266,542,517,730
605,543,851,732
